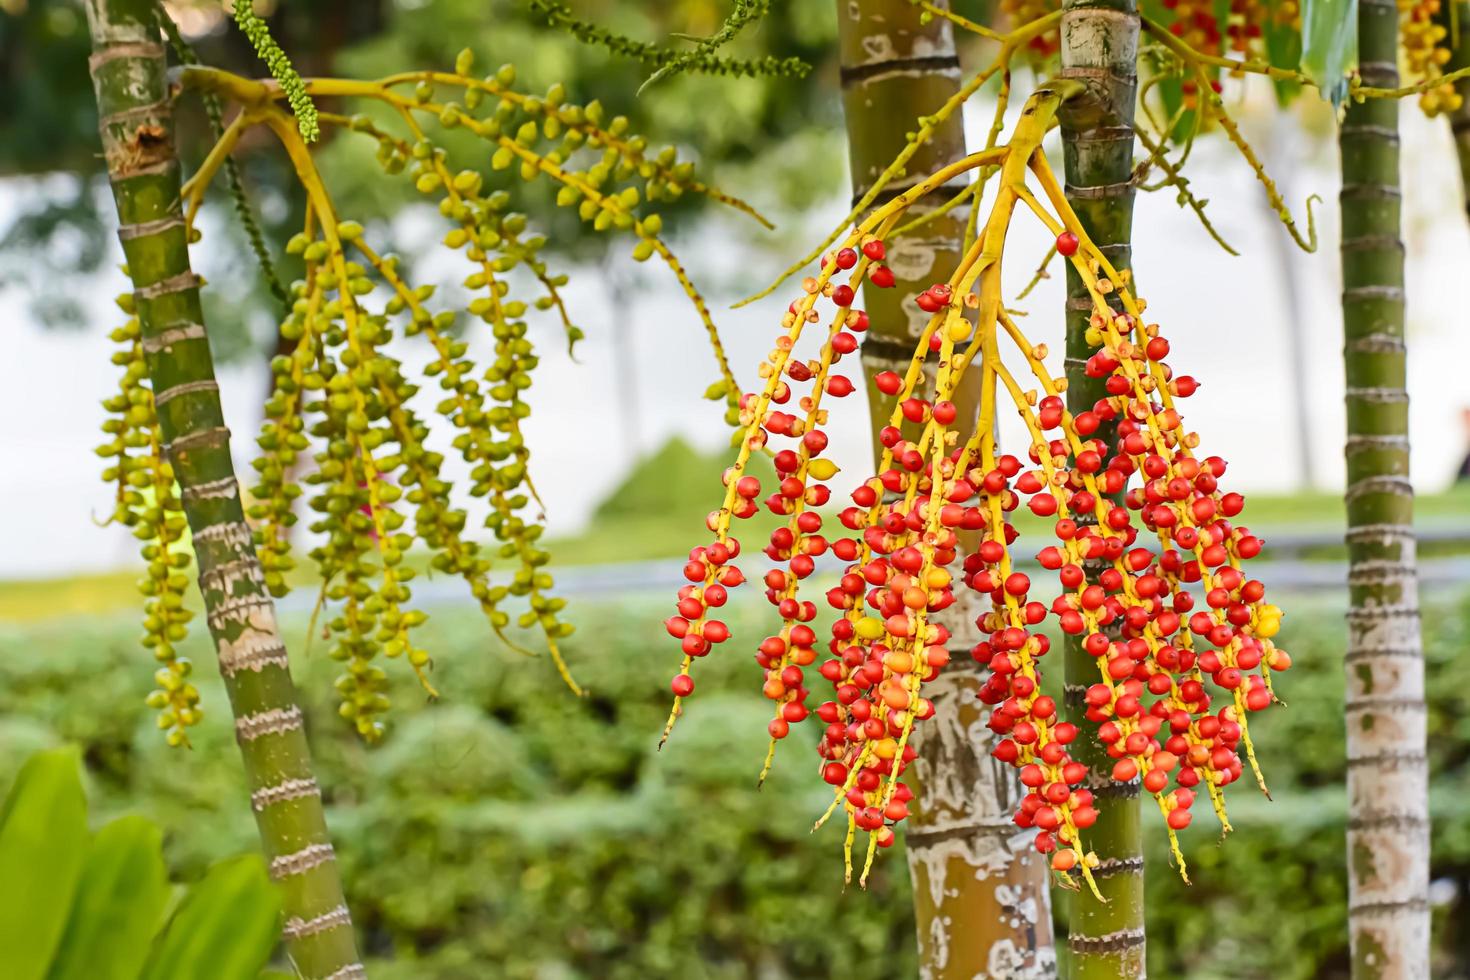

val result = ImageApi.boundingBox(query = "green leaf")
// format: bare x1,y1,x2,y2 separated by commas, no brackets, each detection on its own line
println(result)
140,856,281,980
0,747,89,980
46,816,170,980
1264,10,1305,105
1300,0,1359,106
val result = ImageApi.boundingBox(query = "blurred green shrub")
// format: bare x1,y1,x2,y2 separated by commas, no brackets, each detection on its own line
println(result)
0,590,1466,978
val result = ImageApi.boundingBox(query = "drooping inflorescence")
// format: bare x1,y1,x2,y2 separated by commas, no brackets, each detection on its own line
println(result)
229,0,319,142
104,47,761,743
96,296,202,746
661,84,1291,891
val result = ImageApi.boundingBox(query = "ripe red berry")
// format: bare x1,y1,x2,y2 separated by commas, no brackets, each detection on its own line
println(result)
870,266,895,288
826,376,855,397
875,371,903,396
1056,231,1079,257
835,247,858,269
671,674,694,697
861,239,885,261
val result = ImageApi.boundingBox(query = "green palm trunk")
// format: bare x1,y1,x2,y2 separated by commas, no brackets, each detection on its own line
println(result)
1056,2,1144,977
1339,1,1430,976
83,0,363,975
835,2,1055,975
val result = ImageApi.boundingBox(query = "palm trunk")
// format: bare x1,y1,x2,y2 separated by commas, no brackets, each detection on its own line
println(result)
83,1,364,976
836,2,1055,976
1056,3,1145,977
1339,1,1430,975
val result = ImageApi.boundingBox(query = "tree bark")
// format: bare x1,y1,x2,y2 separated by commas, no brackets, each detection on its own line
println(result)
1339,1,1431,976
1057,2,1145,977
83,1,364,976
836,3,1055,977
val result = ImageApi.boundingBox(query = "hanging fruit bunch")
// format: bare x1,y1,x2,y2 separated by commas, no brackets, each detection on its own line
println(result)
1140,0,1293,116
659,83,1290,892
100,47,764,743
1399,0,1463,115
993,0,1063,59
97,302,202,747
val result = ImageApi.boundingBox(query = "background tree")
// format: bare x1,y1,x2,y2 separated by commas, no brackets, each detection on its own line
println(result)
835,3,1055,976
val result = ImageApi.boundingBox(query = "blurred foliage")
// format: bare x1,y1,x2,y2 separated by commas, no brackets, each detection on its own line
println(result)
1,587,1469,976
592,434,776,524
0,747,280,980
0,596,914,978
0,0,840,342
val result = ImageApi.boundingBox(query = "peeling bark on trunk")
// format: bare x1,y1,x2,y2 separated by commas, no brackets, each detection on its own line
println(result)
83,1,364,976
1057,3,1146,977
1340,2,1430,976
836,2,1055,976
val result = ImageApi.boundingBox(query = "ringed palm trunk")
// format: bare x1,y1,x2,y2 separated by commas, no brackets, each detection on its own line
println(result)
83,0,364,976
836,2,1056,976
1056,1,1145,976
1339,0,1430,975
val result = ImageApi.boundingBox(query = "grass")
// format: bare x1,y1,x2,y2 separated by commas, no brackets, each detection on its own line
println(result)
4,444,1467,625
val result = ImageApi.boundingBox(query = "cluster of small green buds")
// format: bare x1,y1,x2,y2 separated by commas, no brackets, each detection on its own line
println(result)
137,43,767,738
96,294,200,746
230,0,319,141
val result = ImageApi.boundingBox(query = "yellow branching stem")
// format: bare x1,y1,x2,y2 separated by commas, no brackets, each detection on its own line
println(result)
735,10,1063,307
905,0,1007,41
1139,16,1313,87
1132,126,1239,256
1191,72,1320,253
659,80,1291,897
182,62,745,421
1131,26,1320,253
163,48,762,733
1354,67,1470,100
